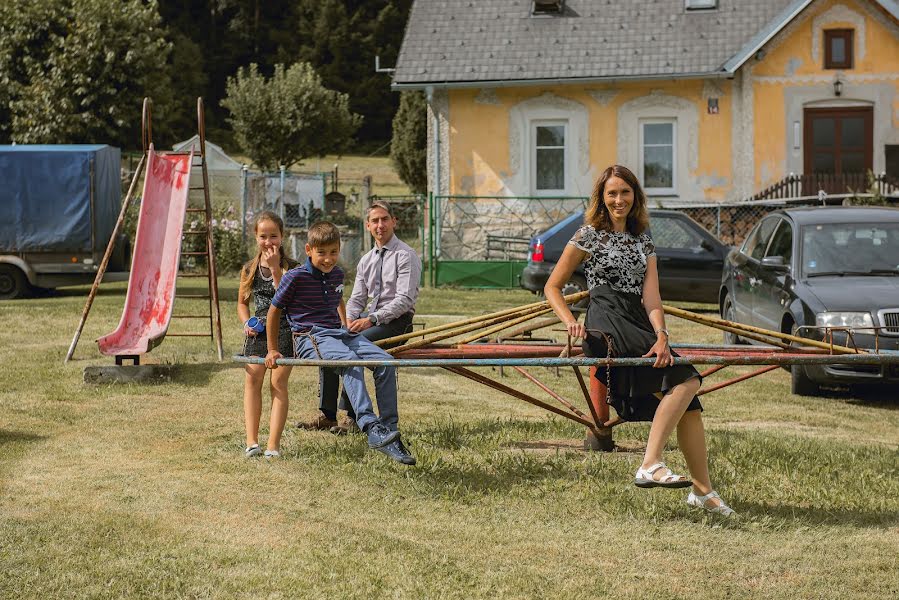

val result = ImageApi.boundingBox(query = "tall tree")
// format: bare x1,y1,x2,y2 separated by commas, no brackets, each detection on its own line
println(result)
222,62,362,171
287,0,412,146
390,91,427,194
0,0,173,147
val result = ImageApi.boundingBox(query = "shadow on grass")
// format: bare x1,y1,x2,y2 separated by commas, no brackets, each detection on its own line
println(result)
0,429,46,447
734,499,899,528
175,361,242,385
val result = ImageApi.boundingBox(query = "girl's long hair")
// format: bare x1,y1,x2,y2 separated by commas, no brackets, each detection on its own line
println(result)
584,164,650,235
238,211,293,302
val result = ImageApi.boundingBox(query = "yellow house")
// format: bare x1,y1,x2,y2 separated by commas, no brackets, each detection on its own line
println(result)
393,0,899,203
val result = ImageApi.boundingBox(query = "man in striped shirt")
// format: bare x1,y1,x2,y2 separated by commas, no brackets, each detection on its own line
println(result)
265,221,415,465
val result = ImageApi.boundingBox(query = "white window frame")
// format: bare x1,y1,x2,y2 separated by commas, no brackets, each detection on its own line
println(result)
531,120,568,196
639,119,677,196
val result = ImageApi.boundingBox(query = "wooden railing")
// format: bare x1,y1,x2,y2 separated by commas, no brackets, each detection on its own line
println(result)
748,172,899,201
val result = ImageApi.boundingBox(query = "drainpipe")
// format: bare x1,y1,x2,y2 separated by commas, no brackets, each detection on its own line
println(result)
426,85,442,258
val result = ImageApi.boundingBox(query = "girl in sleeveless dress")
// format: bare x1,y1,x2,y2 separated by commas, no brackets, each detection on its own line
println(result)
237,211,298,458
545,165,734,516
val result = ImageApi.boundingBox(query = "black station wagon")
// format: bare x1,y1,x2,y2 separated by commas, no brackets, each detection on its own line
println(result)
520,209,729,304
719,206,899,396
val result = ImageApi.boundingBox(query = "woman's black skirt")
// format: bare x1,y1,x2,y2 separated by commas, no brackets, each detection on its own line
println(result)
582,285,702,422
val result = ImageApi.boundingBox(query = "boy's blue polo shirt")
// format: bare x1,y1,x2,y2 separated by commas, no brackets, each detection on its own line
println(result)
271,258,344,333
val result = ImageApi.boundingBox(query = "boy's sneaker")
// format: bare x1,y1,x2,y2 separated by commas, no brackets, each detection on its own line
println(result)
245,444,262,458
264,449,281,459
296,410,337,431
365,423,401,449
376,436,416,465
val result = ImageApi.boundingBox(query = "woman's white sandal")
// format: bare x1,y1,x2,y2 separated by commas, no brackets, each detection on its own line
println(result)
634,462,693,488
686,490,736,517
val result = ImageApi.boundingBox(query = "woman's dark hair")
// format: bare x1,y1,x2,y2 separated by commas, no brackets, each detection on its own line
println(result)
584,164,649,235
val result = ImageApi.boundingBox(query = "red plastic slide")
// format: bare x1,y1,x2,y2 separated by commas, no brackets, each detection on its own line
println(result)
98,146,192,356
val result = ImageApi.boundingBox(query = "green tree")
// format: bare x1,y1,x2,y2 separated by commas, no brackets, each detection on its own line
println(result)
221,62,362,171
0,0,173,147
390,91,428,194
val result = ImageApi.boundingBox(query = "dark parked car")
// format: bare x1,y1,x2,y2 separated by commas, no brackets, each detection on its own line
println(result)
520,209,729,304
719,206,899,396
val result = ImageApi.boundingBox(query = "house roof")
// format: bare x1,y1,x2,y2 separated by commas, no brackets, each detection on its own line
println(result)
392,0,899,89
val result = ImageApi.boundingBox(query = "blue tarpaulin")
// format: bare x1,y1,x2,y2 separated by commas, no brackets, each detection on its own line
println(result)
0,145,121,253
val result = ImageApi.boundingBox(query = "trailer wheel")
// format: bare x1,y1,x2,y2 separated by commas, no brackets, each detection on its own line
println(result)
0,264,28,299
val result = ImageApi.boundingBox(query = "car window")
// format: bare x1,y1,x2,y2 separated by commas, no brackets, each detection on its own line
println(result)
802,222,899,276
765,219,793,263
743,217,779,260
651,216,703,249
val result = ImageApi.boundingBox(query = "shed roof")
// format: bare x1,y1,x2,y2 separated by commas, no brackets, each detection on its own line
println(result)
172,135,243,172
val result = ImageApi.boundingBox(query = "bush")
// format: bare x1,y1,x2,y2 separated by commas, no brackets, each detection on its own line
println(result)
182,206,246,275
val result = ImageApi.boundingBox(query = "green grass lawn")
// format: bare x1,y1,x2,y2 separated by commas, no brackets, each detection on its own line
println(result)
1,279,897,599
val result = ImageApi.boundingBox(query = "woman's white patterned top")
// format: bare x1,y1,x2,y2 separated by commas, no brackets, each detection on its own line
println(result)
567,225,656,295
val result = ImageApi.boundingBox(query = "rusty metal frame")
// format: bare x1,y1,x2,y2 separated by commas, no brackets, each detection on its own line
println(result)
235,343,899,451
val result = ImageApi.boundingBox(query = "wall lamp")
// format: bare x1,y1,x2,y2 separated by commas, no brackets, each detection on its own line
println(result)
833,77,843,97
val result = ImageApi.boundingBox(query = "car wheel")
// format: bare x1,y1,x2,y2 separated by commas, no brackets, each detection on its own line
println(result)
0,264,28,300
791,364,821,397
720,294,743,345
788,321,821,396
560,274,589,308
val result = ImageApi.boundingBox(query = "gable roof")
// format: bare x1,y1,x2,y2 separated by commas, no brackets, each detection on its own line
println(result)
723,0,899,72
392,0,899,89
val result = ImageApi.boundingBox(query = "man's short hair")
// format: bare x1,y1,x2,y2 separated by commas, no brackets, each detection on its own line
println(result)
307,221,341,248
365,200,394,221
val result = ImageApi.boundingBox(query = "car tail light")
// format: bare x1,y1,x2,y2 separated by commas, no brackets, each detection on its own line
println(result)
532,239,544,262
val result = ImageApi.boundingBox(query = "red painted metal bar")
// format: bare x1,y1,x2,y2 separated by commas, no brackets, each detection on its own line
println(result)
396,343,831,360
700,364,728,377
511,366,592,422
588,366,610,423
697,365,781,396
445,366,596,430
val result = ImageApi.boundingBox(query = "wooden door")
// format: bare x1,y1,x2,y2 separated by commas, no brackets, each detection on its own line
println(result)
803,107,873,193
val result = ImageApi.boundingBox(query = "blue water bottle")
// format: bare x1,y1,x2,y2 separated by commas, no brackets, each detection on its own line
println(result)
246,316,265,333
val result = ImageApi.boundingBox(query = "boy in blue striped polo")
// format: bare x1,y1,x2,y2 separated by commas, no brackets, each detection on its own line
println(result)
264,221,415,465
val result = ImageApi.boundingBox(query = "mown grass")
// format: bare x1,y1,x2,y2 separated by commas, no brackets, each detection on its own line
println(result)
1,278,897,599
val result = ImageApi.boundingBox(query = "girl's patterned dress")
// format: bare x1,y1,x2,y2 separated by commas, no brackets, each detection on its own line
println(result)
569,225,702,422
240,261,297,358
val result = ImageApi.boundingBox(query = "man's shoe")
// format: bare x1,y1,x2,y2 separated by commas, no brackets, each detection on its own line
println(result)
376,436,416,465
329,415,360,435
365,423,401,449
296,410,337,431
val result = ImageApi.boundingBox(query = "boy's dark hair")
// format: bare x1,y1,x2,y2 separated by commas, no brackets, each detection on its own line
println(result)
307,221,341,248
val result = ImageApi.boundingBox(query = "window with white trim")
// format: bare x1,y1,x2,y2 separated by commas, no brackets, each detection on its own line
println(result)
532,121,567,195
640,120,676,195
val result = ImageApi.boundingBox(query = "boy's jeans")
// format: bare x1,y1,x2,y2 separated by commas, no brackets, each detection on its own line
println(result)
294,326,398,432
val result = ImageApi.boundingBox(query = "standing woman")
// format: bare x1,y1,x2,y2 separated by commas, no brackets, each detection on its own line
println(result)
545,165,734,516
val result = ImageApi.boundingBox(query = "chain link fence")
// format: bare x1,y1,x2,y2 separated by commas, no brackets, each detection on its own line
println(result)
427,192,898,287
